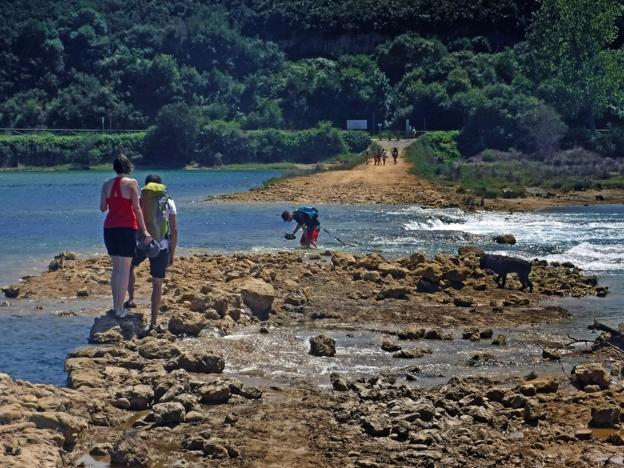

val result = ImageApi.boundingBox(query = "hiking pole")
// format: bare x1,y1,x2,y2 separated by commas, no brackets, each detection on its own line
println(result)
322,227,358,247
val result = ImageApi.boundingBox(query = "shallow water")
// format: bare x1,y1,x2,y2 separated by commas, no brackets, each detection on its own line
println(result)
1,169,623,386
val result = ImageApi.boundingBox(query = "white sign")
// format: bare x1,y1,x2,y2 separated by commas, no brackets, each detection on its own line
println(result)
346,120,368,130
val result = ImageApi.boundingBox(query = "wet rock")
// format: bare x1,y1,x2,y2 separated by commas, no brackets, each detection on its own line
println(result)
239,385,262,400
493,234,516,245
575,429,593,441
236,278,275,320
153,402,186,425
2,286,19,299
137,339,182,360
416,278,439,293
381,339,402,352
330,372,349,391
309,335,336,357
377,285,410,300
458,245,485,258
198,382,231,405
462,327,479,340
90,443,112,456
116,385,154,410
76,289,89,297
523,400,543,424
201,438,231,460
423,328,444,340
397,327,425,340
110,433,150,466
607,433,624,446
444,268,469,283
168,311,206,336
571,363,611,390
479,329,493,339
393,348,431,359
542,349,561,360
491,335,507,346
362,415,391,437
467,353,496,367
590,406,621,428
89,313,146,343
176,350,225,374
453,296,474,307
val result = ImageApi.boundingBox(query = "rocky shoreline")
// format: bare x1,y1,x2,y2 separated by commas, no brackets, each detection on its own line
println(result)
1,248,622,467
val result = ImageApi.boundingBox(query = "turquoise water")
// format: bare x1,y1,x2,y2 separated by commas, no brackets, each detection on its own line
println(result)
1,169,623,386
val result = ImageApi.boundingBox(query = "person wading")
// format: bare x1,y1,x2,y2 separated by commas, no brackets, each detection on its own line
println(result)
282,207,320,248
126,174,178,331
100,153,150,318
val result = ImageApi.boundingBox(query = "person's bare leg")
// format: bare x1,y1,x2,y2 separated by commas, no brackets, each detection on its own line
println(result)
126,265,136,307
111,256,132,314
150,278,163,329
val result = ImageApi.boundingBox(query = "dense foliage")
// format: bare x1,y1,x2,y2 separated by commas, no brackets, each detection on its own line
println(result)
0,0,623,166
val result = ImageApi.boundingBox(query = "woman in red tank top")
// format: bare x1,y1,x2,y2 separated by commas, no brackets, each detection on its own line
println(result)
100,154,150,318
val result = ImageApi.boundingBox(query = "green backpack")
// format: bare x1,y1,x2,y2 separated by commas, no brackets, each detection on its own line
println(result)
141,182,170,241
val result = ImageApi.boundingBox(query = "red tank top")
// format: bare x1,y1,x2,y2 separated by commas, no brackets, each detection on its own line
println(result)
104,177,138,229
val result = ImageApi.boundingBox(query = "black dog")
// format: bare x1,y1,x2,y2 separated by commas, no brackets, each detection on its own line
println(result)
479,254,533,292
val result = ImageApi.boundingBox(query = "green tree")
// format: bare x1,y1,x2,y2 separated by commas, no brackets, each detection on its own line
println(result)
143,103,199,165
527,0,624,130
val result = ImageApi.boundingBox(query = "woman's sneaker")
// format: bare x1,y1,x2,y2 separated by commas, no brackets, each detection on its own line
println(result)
114,309,128,319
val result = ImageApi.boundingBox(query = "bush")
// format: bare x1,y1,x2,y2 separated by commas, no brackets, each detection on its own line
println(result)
0,132,144,168
341,130,371,153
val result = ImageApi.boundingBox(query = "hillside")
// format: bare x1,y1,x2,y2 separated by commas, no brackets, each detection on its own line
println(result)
0,0,623,169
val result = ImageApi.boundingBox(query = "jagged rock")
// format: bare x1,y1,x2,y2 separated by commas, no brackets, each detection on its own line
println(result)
398,327,425,340
116,385,154,410
332,252,357,268
239,386,263,400
480,329,493,339
89,313,146,343
376,262,408,279
330,372,349,391
76,289,89,297
492,335,507,346
393,348,431,359
381,339,401,352
414,263,443,282
416,278,439,293
153,402,186,425
377,285,410,300
423,328,444,340
444,268,469,283
523,400,543,424
90,325,124,344
361,270,381,282
168,311,206,336
137,339,182,360
453,296,474,307
493,234,516,245
176,350,225,374
467,353,496,367
542,349,561,360
29,412,87,447
110,433,150,466
362,415,391,437
571,363,611,390
462,327,479,340
235,278,275,320
198,382,231,405
590,406,621,428
309,335,336,357
458,245,485,258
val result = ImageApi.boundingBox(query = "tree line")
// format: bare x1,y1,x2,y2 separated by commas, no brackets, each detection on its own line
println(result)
0,0,622,166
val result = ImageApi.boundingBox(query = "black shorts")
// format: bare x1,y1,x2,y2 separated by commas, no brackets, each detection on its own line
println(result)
104,228,137,258
132,247,169,279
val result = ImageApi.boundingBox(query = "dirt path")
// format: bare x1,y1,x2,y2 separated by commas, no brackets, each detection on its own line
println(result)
216,138,624,211
217,139,464,208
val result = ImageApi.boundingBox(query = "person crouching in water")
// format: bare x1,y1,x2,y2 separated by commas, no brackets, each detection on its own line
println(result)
281,207,320,248
126,174,178,331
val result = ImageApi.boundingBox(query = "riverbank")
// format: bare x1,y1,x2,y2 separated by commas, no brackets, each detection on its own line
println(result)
215,139,624,212
2,248,621,466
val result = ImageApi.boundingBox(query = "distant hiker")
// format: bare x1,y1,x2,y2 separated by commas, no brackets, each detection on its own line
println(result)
365,150,370,165
100,153,150,319
392,147,399,165
382,150,387,166
126,174,178,331
281,207,320,248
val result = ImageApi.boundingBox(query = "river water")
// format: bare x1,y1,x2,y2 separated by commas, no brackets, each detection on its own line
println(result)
0,170,623,386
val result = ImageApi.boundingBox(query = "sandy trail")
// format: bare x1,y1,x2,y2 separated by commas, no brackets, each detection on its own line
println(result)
217,138,624,211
